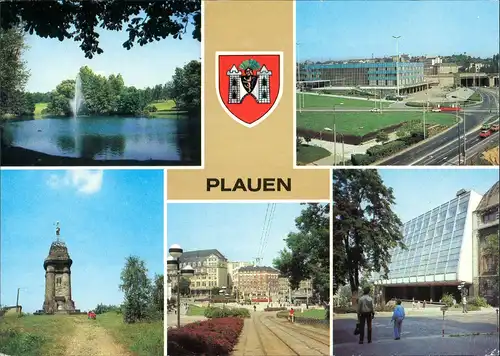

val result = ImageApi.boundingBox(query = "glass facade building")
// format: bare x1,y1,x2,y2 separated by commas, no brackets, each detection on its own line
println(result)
300,62,425,88
373,190,483,287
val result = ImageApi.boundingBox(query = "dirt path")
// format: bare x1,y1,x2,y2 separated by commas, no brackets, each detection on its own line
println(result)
63,317,132,356
232,312,330,356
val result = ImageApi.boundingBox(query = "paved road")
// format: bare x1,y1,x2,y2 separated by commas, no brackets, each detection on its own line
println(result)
378,88,499,166
333,312,499,356
300,108,495,113
233,312,330,356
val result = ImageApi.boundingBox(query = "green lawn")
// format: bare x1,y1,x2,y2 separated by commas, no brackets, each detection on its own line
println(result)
34,102,48,117
152,100,176,111
468,91,482,102
297,111,457,136
295,308,327,319
186,305,206,316
298,93,391,109
96,312,163,356
0,313,76,356
297,145,331,165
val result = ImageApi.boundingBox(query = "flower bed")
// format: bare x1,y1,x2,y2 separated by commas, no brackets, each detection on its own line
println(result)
167,317,244,356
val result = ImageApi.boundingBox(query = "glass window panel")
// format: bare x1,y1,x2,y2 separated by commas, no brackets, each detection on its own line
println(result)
448,205,457,216
455,217,466,231
458,202,468,213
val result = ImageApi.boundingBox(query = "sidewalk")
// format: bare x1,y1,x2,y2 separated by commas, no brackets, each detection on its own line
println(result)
166,314,206,327
334,307,499,319
333,334,499,356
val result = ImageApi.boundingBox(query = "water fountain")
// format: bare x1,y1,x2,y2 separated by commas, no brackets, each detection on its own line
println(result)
70,73,84,118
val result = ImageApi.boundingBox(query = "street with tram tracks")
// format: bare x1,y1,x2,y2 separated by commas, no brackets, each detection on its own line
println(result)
232,311,331,356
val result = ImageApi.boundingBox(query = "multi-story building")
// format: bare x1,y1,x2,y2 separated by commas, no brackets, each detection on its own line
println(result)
227,261,254,295
234,266,280,300
171,249,228,296
472,181,499,306
277,277,314,303
299,60,425,95
372,189,483,303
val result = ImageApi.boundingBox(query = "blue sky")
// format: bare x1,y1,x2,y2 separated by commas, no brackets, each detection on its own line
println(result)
379,168,499,223
297,0,499,61
0,169,164,313
24,21,200,92
166,203,314,266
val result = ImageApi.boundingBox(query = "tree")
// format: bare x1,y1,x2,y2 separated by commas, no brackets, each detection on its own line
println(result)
332,170,405,305
172,276,191,296
151,274,164,318
375,131,390,144
165,60,200,113
273,203,330,302
0,27,31,116
211,286,222,297
119,256,152,324
1,1,201,59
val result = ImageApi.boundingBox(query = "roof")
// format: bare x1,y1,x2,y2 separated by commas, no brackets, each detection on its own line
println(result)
238,266,280,273
476,181,499,212
179,249,227,262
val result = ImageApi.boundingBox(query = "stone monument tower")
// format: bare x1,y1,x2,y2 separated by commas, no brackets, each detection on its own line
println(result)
42,222,76,314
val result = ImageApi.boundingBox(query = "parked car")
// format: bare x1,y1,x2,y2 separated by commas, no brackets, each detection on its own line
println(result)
481,124,491,130
479,130,491,138
490,123,499,132
370,108,381,113
431,108,441,112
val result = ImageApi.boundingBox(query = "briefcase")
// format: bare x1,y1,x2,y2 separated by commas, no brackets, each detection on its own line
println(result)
354,322,360,335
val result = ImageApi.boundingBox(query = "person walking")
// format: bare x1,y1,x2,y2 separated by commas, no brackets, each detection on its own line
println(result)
392,300,405,340
462,295,468,313
357,286,375,344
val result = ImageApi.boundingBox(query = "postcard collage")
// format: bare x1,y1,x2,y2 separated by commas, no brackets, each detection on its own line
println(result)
0,1,499,356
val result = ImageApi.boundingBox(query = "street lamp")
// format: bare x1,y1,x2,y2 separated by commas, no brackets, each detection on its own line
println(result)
167,244,194,328
392,35,401,97
333,103,344,166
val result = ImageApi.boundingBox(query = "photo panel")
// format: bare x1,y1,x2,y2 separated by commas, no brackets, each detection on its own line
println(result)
296,1,499,168
0,2,201,167
331,167,499,355
0,169,165,355
165,201,332,355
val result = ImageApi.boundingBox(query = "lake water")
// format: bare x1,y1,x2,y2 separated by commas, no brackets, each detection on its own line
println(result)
3,116,185,161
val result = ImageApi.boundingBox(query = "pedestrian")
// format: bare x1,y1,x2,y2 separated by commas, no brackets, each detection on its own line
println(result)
462,296,468,313
253,305,256,312
423,300,426,309
289,307,295,323
357,286,375,344
392,300,405,340
412,298,415,309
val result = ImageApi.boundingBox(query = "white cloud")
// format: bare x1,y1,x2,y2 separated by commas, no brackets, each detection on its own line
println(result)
46,170,104,195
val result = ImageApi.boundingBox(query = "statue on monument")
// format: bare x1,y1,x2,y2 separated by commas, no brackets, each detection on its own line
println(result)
55,221,61,241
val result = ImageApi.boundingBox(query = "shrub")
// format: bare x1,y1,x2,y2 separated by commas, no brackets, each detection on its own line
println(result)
264,307,286,312
375,131,390,143
469,297,489,308
144,104,158,112
441,293,455,307
167,317,243,356
204,306,250,319
351,153,376,166
367,140,406,159
0,328,45,356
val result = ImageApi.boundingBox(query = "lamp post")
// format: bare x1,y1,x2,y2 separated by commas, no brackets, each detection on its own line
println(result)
392,35,401,97
333,103,344,166
297,42,303,113
166,244,194,328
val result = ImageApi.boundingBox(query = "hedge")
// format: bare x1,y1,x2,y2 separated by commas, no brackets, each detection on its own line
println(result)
264,307,287,312
351,154,376,166
167,317,244,356
367,140,407,159
204,306,250,319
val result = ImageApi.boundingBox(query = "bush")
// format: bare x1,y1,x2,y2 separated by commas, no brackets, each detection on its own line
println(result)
351,153,376,166
167,317,243,356
264,307,286,312
0,328,45,356
204,306,250,319
144,104,158,112
367,140,407,159
441,293,455,307
469,297,489,308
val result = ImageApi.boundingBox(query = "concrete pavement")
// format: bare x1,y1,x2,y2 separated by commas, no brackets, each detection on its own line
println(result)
333,311,499,356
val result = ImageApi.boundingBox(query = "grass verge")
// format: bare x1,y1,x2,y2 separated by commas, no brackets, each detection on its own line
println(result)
96,312,163,356
186,305,207,316
296,145,331,164
297,93,390,109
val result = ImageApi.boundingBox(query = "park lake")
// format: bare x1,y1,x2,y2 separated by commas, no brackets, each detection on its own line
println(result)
2,113,189,162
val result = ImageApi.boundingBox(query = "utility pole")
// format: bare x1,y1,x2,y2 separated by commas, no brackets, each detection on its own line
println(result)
392,35,401,97
456,97,462,165
333,106,337,166
16,288,20,314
